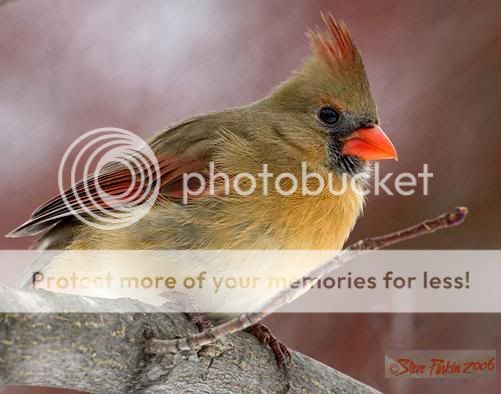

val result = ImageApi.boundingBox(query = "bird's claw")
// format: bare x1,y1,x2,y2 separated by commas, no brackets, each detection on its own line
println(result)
246,323,292,375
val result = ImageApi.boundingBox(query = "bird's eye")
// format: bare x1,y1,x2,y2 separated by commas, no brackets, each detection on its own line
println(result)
318,107,340,126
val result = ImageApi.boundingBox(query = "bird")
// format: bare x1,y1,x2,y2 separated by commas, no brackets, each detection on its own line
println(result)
7,13,397,371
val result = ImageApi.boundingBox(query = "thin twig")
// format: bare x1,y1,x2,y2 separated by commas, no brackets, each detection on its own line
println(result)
147,206,468,354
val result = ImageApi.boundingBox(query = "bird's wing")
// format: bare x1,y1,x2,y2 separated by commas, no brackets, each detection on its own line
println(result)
7,116,220,238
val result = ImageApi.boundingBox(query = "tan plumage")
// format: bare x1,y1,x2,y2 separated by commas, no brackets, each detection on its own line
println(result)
67,114,364,251
8,14,396,311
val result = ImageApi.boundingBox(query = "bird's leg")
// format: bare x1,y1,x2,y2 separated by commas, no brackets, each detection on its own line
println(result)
245,323,291,374
159,291,213,331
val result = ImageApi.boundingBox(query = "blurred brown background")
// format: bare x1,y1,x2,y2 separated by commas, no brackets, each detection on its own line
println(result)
1,0,501,393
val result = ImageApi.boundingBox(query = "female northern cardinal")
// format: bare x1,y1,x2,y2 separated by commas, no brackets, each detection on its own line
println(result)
8,13,397,370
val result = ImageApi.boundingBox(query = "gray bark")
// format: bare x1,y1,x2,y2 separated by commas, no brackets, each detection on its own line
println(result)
0,286,379,393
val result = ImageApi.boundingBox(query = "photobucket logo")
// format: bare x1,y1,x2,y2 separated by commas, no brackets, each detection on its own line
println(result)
58,128,160,230
182,162,433,204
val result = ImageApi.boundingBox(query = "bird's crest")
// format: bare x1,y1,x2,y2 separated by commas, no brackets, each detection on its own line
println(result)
307,13,360,71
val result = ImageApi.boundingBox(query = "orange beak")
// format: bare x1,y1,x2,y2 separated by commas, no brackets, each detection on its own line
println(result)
342,125,398,161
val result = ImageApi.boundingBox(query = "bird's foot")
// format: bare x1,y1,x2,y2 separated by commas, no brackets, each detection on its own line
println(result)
245,323,292,374
183,313,233,359
185,311,213,331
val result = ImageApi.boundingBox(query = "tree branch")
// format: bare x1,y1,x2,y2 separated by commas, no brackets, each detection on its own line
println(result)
148,207,468,354
0,287,379,393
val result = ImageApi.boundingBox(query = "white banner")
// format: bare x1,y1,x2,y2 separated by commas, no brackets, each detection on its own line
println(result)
0,250,497,313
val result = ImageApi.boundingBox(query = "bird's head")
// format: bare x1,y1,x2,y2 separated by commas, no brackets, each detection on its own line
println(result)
261,13,397,176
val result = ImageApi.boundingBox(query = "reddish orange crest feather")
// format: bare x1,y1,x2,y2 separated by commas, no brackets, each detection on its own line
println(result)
307,12,358,69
